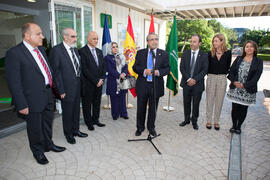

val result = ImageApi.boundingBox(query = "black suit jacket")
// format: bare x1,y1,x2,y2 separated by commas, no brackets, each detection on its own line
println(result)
133,48,170,98
5,42,52,112
180,49,208,92
228,56,263,94
49,43,81,101
79,45,106,96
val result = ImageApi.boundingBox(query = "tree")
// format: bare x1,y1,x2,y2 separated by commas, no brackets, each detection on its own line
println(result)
240,29,270,47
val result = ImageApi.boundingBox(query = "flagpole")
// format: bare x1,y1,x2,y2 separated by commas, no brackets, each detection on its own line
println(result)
126,91,134,109
163,91,175,112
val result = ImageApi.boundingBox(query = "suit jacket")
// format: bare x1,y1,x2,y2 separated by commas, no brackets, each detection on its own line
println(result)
228,56,263,94
5,42,52,112
180,49,208,92
133,48,170,98
79,45,106,96
105,54,128,95
49,43,81,101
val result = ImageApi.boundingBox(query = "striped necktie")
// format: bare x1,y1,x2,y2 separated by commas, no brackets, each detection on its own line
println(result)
70,48,80,76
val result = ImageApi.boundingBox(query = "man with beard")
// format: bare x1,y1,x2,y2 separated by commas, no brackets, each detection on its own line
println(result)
49,28,88,144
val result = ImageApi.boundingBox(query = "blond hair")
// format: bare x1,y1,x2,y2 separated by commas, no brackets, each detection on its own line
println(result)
211,33,228,57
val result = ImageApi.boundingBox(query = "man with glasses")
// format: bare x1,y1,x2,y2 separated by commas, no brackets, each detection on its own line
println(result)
133,32,170,136
49,28,88,144
5,23,66,165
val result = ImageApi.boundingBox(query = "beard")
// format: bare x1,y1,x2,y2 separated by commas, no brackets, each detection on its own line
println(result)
70,43,77,48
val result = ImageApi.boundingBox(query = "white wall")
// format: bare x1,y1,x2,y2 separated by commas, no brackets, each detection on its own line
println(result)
95,0,167,50
34,9,50,40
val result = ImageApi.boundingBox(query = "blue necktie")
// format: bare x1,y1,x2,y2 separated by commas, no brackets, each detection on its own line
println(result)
147,51,153,81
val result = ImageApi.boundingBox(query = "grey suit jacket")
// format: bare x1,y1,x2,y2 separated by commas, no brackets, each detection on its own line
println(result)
180,49,208,92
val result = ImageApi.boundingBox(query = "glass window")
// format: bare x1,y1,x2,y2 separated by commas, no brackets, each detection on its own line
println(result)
54,4,81,46
84,6,93,44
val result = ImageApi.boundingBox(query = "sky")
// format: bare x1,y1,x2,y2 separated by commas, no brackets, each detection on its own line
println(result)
216,16,270,30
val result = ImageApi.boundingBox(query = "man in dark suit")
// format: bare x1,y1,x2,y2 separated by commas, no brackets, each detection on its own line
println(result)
133,32,170,136
179,34,208,130
49,28,88,144
5,23,66,165
79,31,106,131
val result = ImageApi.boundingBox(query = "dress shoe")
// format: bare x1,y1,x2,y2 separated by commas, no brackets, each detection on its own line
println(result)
73,131,88,138
33,153,49,165
46,144,66,152
94,122,106,127
121,116,129,119
206,122,212,129
214,123,220,131
149,129,157,137
229,127,235,133
113,117,118,120
235,129,241,134
192,122,199,130
179,121,190,127
66,135,76,144
135,130,142,136
88,125,95,131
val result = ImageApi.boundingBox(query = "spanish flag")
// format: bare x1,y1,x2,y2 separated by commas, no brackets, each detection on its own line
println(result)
124,15,137,97
149,14,155,34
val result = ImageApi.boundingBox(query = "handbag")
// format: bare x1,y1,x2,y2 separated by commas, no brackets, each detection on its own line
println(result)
119,76,136,90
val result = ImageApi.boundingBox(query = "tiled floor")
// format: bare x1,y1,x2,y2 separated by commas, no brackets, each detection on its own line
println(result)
0,62,269,180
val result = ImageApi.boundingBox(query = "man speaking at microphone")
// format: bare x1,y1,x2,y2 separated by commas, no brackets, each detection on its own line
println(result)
133,32,170,136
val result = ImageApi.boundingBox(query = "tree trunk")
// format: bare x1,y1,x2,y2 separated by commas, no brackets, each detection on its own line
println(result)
181,37,187,53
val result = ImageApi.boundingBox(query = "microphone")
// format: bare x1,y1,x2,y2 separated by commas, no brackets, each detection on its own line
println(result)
150,49,156,59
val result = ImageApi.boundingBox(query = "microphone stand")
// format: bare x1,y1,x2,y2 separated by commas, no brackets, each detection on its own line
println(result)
128,49,161,155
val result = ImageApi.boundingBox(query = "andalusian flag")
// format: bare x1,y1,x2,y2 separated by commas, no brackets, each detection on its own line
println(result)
149,15,155,33
166,16,178,96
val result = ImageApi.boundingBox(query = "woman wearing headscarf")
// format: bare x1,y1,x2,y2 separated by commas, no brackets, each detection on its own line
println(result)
206,33,232,130
227,40,263,134
105,42,129,120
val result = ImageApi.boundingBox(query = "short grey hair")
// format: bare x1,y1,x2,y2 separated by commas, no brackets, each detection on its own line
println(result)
61,28,73,37
146,32,158,41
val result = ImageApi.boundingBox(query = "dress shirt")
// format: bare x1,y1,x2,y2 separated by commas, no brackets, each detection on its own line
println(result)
63,41,80,75
144,48,159,80
187,48,199,82
207,50,231,75
23,40,51,85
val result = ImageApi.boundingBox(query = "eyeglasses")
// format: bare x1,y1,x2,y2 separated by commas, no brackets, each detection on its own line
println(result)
112,46,118,48
148,38,159,41
70,35,77,38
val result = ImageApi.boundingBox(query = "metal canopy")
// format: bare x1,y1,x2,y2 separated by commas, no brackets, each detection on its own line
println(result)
105,0,270,19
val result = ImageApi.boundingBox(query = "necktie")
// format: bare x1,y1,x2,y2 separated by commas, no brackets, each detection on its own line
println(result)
33,48,52,86
70,48,80,76
190,51,196,77
91,48,99,66
147,51,153,81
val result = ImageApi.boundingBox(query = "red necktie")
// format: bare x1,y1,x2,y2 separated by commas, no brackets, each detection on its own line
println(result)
33,48,53,86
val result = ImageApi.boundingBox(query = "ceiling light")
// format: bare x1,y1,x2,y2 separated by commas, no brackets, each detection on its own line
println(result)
27,0,36,2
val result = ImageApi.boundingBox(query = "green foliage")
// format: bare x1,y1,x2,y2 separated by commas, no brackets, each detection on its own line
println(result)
257,54,270,61
240,29,270,48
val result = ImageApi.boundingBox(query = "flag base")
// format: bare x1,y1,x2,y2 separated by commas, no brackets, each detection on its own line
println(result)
163,106,175,112
103,104,111,109
126,103,134,109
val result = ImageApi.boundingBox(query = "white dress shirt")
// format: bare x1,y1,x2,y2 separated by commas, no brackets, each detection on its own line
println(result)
187,48,200,82
23,40,51,85
63,42,80,75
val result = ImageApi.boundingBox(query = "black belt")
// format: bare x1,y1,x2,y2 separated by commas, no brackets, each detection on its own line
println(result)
46,84,51,89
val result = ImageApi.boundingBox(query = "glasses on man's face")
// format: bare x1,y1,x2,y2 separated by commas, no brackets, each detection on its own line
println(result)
149,38,159,41
70,35,77,38
112,46,118,48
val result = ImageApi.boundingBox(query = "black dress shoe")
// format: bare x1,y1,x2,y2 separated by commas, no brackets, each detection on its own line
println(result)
94,122,106,127
121,116,129,119
192,123,199,130
73,131,88,138
47,144,66,152
33,153,49,165
66,135,76,144
235,129,241,134
149,129,157,137
179,121,190,127
230,127,235,133
113,117,118,120
88,125,95,131
135,130,142,136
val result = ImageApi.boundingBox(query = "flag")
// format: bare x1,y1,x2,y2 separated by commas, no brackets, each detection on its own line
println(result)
124,15,137,97
102,14,111,57
166,16,178,96
149,14,155,34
